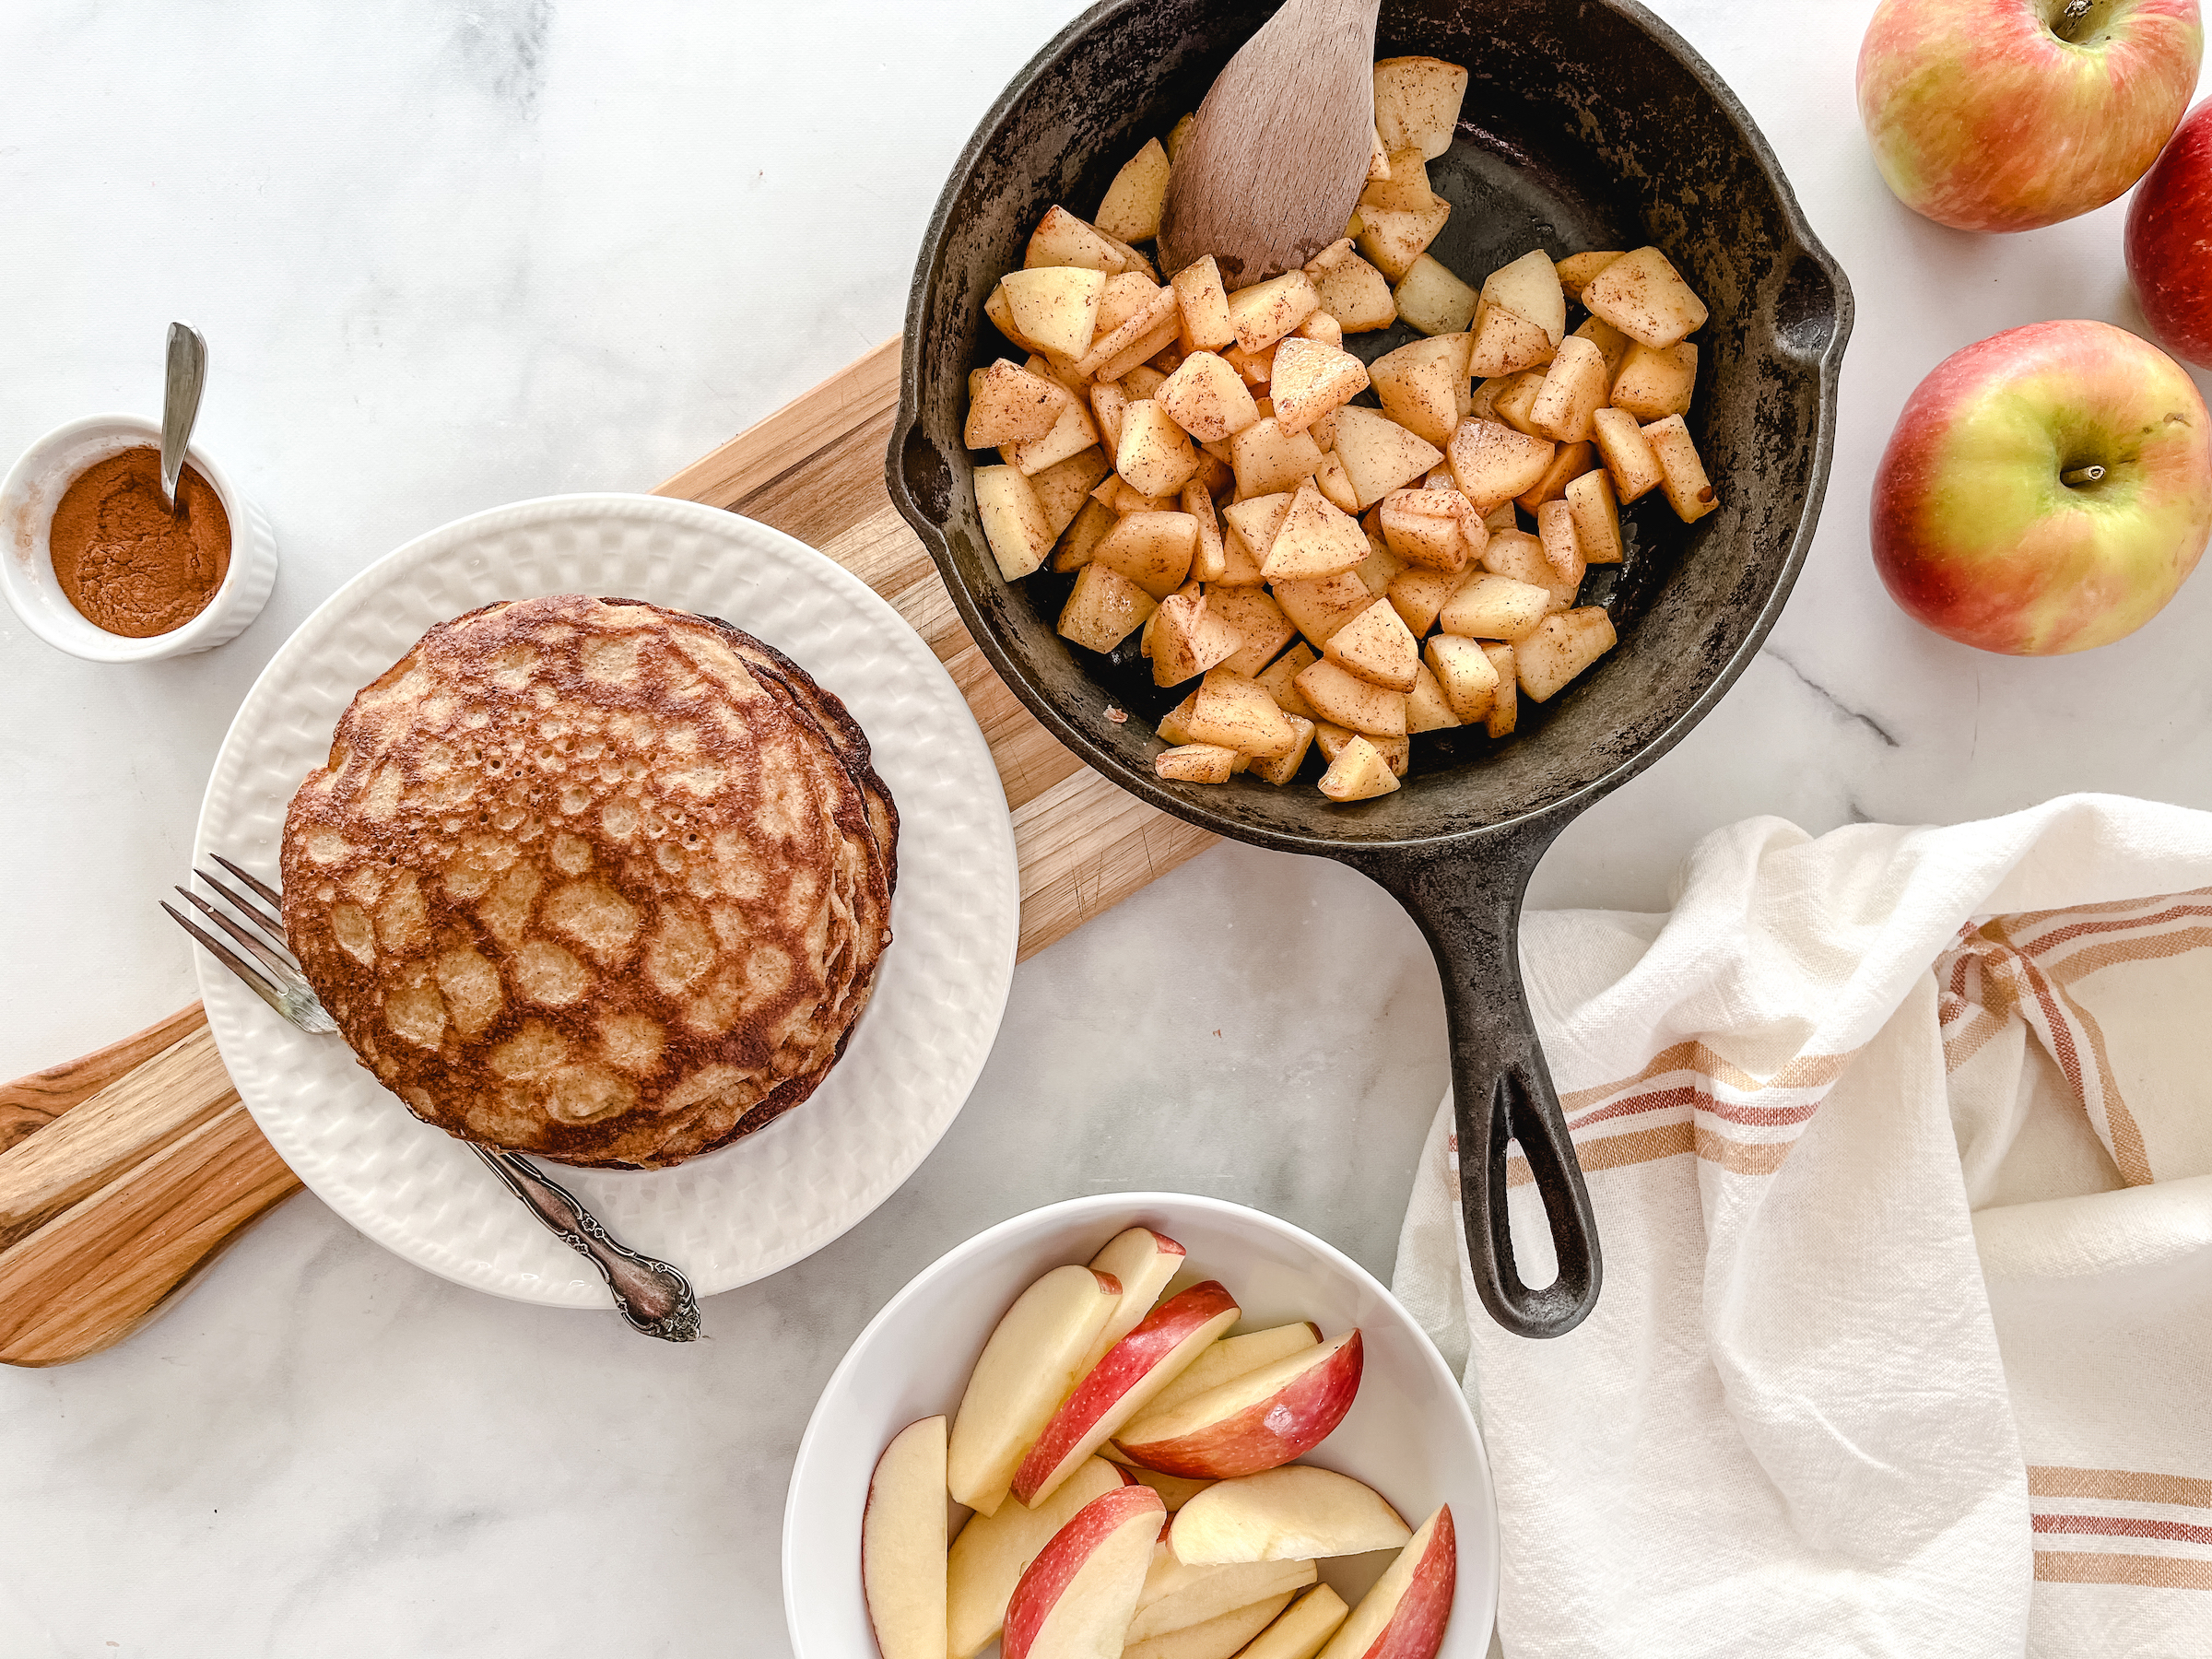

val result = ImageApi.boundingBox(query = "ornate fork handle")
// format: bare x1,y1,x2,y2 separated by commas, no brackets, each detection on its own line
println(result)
468,1147,701,1343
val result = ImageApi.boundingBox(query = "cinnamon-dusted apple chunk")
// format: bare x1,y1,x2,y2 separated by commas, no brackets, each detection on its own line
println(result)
1263,478,1371,582
1322,598,1421,692
967,359,1075,449
1581,243,1708,348
1642,414,1720,523
1269,337,1370,435
999,265,1106,362
1156,353,1261,445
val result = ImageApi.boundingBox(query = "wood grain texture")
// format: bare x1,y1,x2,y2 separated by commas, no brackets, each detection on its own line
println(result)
0,1002,207,1155
1157,0,1379,285
0,1102,298,1368
0,333,1218,1368
0,1023,241,1251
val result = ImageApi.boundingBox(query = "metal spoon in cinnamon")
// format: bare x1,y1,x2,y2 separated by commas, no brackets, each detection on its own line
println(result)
158,321,208,516
1156,0,1381,288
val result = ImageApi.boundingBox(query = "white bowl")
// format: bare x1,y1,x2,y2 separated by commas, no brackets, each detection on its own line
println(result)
783,1193,1499,1658
0,412,276,661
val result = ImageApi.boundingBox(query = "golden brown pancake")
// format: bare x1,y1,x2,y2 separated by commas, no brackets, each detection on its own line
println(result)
280,594,895,1168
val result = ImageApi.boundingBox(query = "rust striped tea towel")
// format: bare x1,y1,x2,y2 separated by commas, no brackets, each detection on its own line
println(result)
1394,794,2212,1658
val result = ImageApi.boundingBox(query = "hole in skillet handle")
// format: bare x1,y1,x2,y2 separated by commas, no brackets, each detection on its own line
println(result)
1460,1064,1599,1338
1347,829,1601,1339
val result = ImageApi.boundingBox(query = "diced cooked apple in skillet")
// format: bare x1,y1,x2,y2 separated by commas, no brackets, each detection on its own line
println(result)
964,106,1715,799
1393,253,1479,337
1230,418,1326,499
1580,244,1708,348
1058,561,1156,653
1000,265,1105,362
1516,439,1594,512
1425,634,1499,724
977,465,1055,581
1097,137,1171,243
1643,414,1720,523
1564,468,1624,564
1314,722,1409,778
1156,742,1240,783
1480,248,1567,348
1094,511,1199,599
1305,239,1397,333
1590,406,1665,503
1610,339,1699,422
1372,55,1468,159
1263,478,1370,582
1227,271,1323,352
1269,338,1370,435
1369,334,1473,447
1554,249,1623,300
966,359,1074,449
1318,734,1400,801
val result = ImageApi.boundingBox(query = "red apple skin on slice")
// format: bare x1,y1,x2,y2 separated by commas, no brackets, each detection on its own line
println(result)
1013,1281,1242,1508
1140,1322,1324,1424
1002,1485,1168,1659
946,1456,1134,1659
1076,1227,1189,1376
1315,1505,1455,1659
1114,1330,1363,1479
862,1415,950,1659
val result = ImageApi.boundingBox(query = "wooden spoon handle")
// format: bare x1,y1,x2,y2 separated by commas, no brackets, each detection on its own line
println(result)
0,1007,300,1368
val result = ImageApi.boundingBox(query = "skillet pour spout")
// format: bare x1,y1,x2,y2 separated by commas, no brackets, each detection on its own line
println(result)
889,0,1853,1337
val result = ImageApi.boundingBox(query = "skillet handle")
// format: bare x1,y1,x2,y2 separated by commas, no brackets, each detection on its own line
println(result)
1346,827,1601,1339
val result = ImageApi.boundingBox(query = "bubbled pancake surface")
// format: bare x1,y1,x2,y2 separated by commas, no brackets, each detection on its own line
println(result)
280,594,895,1169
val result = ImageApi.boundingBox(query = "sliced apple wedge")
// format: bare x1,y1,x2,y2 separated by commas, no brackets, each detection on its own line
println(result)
1124,1592,1299,1659
947,1457,1132,1659
1014,1281,1241,1508
1128,1552,1318,1645
1002,1486,1167,1659
1115,1330,1363,1478
1168,1465,1411,1565
1314,1505,1455,1659
1076,1227,1189,1376
1141,1323,1322,1424
863,1416,950,1659
947,1264,1123,1516
1241,1585,1351,1659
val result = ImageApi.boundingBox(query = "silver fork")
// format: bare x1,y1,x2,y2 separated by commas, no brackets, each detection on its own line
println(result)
164,858,701,1343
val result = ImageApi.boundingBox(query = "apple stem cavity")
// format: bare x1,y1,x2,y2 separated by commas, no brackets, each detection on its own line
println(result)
2062,464,2108,487
2053,0,2099,44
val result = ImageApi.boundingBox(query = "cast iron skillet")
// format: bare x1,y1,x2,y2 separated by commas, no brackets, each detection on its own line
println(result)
888,0,1851,1337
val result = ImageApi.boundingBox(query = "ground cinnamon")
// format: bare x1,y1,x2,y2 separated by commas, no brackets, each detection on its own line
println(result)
48,446,230,637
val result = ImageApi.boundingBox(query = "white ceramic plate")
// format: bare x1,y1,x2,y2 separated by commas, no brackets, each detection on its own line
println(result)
194,493,1018,1304
784,1193,1499,1658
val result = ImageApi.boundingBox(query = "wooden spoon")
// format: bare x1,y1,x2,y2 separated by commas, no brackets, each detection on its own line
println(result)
1157,0,1381,288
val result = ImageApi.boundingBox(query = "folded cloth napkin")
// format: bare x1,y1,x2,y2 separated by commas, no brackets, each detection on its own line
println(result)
1393,794,2212,1659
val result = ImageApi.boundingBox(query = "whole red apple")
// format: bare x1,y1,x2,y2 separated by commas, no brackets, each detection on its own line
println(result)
2128,96,2212,365
1872,321,2212,654
1858,0,2203,233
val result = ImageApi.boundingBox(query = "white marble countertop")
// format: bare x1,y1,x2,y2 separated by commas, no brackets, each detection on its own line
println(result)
5,1,2209,1652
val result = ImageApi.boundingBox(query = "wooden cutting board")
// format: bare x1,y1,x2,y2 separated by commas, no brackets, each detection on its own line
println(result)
0,336,1214,1369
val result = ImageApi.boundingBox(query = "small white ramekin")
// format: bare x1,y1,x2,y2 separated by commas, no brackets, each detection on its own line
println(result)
0,413,276,662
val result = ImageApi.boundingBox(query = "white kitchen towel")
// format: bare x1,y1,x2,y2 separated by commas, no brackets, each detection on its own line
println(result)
1393,794,2212,1659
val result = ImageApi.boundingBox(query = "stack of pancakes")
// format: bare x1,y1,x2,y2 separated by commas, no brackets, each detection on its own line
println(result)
280,594,896,1169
